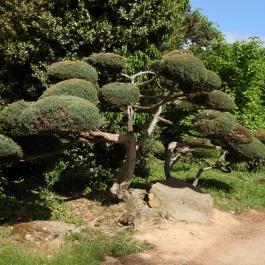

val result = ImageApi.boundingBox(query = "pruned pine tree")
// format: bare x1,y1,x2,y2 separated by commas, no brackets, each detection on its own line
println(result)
1,51,265,199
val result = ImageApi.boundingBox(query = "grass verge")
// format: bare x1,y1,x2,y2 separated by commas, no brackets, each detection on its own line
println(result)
0,229,151,265
133,161,265,214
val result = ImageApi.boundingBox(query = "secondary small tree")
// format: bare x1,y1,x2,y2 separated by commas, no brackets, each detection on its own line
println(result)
1,51,265,199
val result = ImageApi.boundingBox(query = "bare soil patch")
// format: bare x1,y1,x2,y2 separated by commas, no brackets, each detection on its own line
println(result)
121,209,265,265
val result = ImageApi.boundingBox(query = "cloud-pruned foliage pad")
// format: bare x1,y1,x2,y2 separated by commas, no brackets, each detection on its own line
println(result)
0,134,23,161
100,82,140,108
47,61,98,84
41,79,98,104
20,95,101,134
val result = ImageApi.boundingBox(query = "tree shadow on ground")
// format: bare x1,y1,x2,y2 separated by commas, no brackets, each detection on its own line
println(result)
185,178,233,193
0,196,52,225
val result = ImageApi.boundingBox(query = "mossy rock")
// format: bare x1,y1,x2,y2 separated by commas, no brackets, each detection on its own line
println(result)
47,60,98,84
0,134,23,161
40,79,98,104
152,52,207,92
100,82,140,108
20,95,101,135
142,139,165,158
86,53,125,74
0,100,32,136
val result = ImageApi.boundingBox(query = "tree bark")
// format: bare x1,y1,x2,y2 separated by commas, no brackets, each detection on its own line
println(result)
80,131,136,200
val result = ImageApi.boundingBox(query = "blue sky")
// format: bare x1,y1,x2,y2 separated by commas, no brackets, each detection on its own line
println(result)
190,0,265,42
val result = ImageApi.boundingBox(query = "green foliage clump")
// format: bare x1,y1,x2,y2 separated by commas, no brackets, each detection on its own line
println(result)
204,90,236,111
185,136,212,146
195,109,235,121
192,148,220,159
195,112,253,144
228,137,265,161
85,53,126,86
0,100,32,136
0,0,189,100
254,130,265,143
47,61,98,84
190,90,236,111
172,100,199,111
20,96,101,134
198,38,265,129
152,51,207,92
0,134,23,161
142,139,165,159
86,53,125,79
100,82,140,108
40,79,98,104
204,70,222,90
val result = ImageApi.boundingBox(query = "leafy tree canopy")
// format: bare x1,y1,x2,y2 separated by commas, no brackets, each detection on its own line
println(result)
0,0,189,101
195,38,265,130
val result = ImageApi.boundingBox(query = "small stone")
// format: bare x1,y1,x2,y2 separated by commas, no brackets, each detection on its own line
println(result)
148,192,161,208
24,233,34,241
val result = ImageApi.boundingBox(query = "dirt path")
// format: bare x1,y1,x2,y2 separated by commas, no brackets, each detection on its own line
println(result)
120,209,265,265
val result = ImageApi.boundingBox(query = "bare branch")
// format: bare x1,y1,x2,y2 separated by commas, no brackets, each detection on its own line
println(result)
127,105,134,132
137,106,163,151
157,116,174,125
164,141,178,179
121,71,155,85
133,91,182,111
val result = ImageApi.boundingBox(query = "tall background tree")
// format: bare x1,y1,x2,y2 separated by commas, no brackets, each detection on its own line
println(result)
0,0,189,101
194,38,265,130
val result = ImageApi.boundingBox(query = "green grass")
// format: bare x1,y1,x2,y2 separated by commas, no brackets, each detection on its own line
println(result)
0,230,151,265
133,160,265,214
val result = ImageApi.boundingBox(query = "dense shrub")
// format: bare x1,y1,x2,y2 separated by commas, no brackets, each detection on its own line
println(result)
191,148,220,159
40,79,98,104
255,130,265,143
195,112,253,144
141,139,165,159
0,100,32,136
0,134,23,161
86,53,126,85
0,0,189,101
228,137,265,161
204,90,236,111
100,82,140,108
152,51,207,92
204,70,222,90
190,90,236,111
20,95,101,134
47,61,98,84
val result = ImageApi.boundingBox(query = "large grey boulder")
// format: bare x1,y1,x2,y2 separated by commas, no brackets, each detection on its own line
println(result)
148,178,213,223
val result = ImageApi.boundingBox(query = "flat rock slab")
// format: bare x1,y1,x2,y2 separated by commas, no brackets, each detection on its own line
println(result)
12,220,78,242
148,178,213,223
